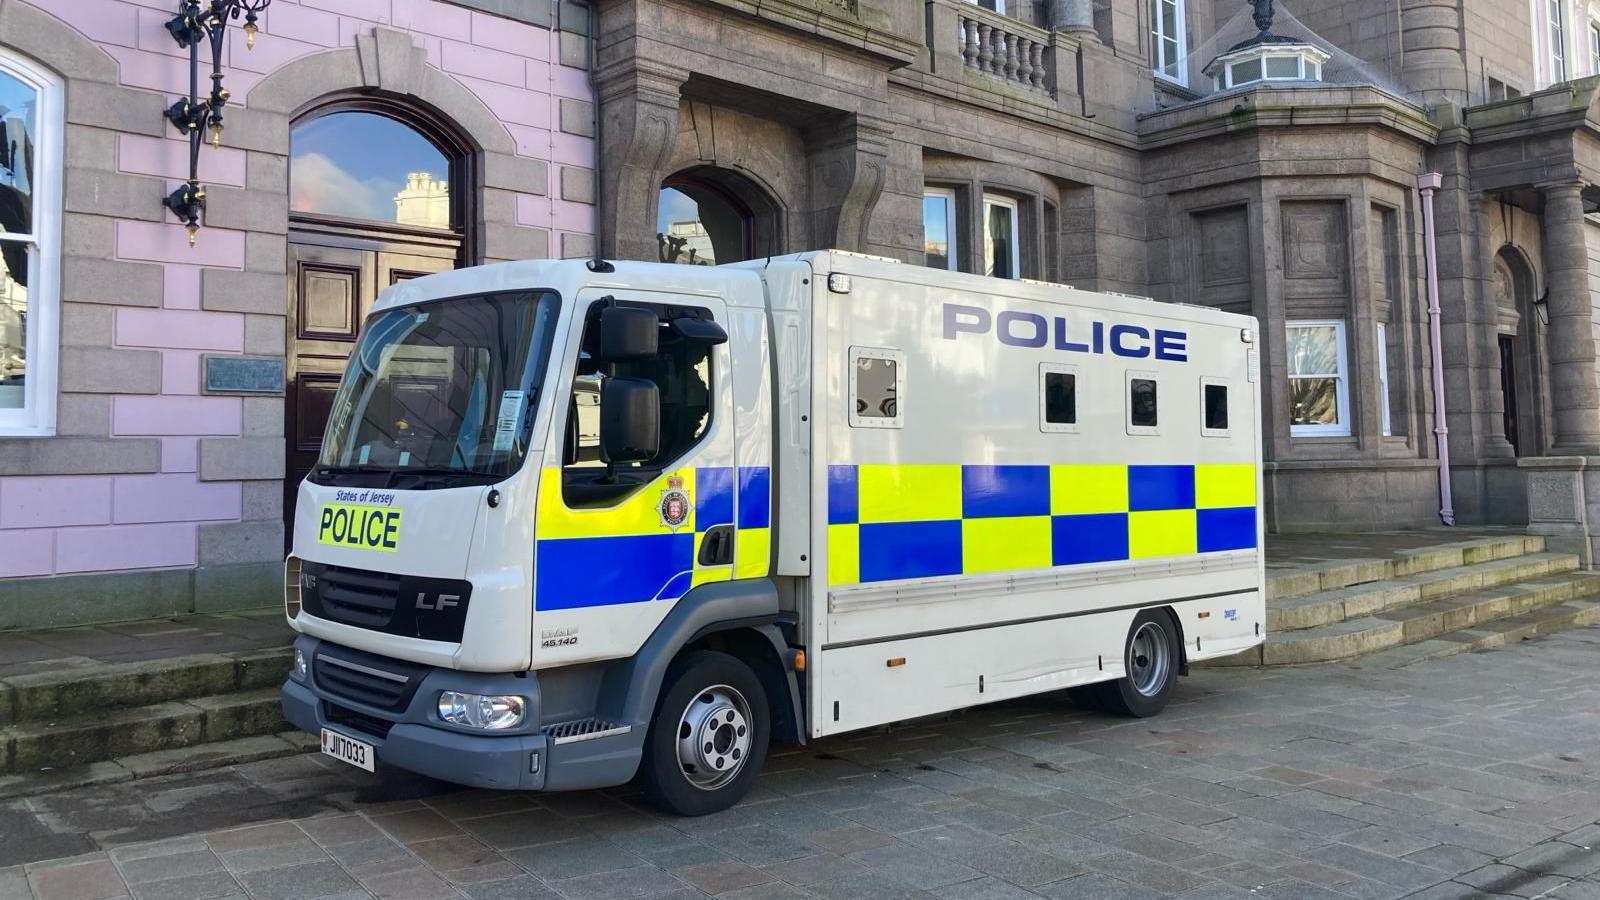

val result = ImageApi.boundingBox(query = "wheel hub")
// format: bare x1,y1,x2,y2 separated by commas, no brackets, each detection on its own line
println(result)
675,684,752,791
1129,621,1171,698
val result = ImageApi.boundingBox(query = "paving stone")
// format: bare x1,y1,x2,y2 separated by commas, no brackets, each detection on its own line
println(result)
1500,839,1600,877
217,837,328,873
670,860,772,894
803,871,935,900
463,875,561,898
234,860,359,900
1402,844,1495,875
359,868,460,900
930,875,1045,899
548,865,691,900
758,853,864,886
507,837,642,880
371,809,465,844
127,870,242,900
1036,872,1166,899
26,857,127,900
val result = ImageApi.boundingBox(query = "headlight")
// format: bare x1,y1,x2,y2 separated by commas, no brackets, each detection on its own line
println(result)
292,648,308,680
437,691,526,730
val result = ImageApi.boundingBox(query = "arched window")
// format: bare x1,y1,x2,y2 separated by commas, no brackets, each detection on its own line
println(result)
657,178,755,266
290,109,458,231
0,49,61,436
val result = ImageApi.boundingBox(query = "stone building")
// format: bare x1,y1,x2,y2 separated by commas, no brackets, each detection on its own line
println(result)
0,0,595,626
8,0,1600,629
590,0,1600,563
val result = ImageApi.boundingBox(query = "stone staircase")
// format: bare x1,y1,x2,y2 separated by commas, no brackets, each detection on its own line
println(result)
1211,533,1600,667
0,614,305,797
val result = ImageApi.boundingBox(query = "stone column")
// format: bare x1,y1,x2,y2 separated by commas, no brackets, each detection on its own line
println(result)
1051,0,1097,38
594,58,687,262
1541,180,1600,454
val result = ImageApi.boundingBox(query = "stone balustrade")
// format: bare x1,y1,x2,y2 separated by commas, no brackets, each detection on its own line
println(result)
953,3,1051,92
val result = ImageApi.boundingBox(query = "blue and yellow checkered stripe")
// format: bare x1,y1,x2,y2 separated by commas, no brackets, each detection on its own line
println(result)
827,464,1256,586
534,465,771,611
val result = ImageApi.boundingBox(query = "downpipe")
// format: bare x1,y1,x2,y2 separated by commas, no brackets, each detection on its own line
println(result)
1418,172,1455,526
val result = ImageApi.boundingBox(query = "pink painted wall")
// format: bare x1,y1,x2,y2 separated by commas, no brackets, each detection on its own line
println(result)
0,0,593,579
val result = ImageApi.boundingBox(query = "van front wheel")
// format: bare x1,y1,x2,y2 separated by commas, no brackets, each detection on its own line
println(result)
640,651,770,816
1094,609,1180,718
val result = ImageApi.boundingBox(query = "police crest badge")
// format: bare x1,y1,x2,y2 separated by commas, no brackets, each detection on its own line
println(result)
658,476,691,531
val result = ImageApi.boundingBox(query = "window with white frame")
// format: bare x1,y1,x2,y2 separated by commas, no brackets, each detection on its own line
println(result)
1376,323,1392,436
0,50,62,436
967,0,1006,14
1551,0,1569,83
982,194,1020,280
1150,0,1186,82
923,188,957,271
1286,320,1350,436
1589,22,1599,75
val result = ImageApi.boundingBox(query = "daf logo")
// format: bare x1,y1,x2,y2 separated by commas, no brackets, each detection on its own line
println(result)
416,592,460,611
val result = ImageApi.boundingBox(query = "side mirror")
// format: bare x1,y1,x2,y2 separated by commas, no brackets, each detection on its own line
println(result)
671,316,728,345
598,306,658,361
600,377,659,463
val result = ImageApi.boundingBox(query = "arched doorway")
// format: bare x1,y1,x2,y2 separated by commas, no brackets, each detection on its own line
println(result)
1494,245,1551,456
284,103,470,533
657,167,782,265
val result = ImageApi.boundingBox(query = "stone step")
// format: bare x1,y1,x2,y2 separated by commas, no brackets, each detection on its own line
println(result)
0,647,292,727
1267,552,1581,633
0,731,317,801
1266,534,1545,602
1208,571,1600,667
1355,598,1600,670
0,686,287,776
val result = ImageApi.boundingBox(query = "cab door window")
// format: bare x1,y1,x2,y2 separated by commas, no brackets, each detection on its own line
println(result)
561,300,715,505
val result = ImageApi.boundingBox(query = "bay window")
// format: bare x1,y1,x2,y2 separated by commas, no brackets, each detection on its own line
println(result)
1286,320,1350,437
0,49,61,437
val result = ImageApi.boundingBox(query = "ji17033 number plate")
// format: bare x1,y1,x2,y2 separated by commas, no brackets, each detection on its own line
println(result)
320,728,375,772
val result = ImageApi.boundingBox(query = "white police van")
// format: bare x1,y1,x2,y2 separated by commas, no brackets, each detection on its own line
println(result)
281,251,1265,815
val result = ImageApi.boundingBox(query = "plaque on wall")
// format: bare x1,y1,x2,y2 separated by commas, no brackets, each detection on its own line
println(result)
204,356,286,395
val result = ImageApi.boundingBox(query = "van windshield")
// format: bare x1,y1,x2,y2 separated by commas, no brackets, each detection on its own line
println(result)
314,290,561,490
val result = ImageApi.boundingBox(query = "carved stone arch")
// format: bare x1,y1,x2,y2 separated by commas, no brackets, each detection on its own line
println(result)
245,28,515,157
660,163,786,264
0,0,120,85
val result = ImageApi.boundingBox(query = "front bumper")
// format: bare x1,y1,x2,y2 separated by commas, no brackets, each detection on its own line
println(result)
282,677,548,791
281,635,645,793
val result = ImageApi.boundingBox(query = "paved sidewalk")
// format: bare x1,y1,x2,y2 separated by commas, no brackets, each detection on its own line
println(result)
2,625,1597,900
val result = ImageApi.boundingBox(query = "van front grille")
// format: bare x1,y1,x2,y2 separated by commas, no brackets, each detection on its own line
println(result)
313,645,428,712
324,702,395,740
313,565,400,628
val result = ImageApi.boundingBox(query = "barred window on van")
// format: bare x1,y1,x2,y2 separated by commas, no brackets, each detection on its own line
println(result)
849,346,906,429
1040,363,1079,433
1129,375,1159,434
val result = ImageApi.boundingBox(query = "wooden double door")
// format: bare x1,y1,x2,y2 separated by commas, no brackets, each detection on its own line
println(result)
285,224,459,539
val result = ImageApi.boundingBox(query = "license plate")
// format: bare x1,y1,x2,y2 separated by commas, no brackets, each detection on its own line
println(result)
320,728,375,772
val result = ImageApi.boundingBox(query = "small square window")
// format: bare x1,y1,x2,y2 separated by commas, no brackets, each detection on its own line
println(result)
1129,374,1159,435
1265,56,1300,78
849,346,905,429
1203,382,1229,434
1040,363,1079,433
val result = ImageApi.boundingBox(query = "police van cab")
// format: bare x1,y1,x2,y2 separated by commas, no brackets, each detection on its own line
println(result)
281,251,1265,815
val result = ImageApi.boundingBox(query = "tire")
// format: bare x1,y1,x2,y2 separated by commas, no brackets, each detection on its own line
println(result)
1094,609,1181,718
640,650,770,816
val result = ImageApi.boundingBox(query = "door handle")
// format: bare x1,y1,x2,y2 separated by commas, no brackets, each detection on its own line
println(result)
698,525,734,567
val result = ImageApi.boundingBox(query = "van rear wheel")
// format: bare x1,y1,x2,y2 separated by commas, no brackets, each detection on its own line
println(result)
1094,609,1180,718
640,651,770,816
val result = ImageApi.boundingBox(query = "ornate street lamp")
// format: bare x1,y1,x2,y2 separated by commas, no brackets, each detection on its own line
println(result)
161,0,271,246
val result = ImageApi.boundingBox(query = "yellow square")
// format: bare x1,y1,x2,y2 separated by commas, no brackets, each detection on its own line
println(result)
962,516,1052,574
857,465,962,523
734,528,770,579
536,466,696,538
828,524,859,586
1050,465,1129,515
1129,509,1197,559
1195,464,1256,509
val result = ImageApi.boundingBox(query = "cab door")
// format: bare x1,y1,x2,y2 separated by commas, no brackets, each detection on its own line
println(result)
530,289,737,666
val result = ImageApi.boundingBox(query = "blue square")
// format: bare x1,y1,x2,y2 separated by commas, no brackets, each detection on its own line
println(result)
1129,465,1195,511
696,467,734,530
828,465,858,525
1198,507,1257,552
962,465,1050,518
738,467,771,529
1051,513,1130,566
859,520,963,582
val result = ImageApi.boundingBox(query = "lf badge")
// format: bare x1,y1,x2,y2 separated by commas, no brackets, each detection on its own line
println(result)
658,476,691,531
